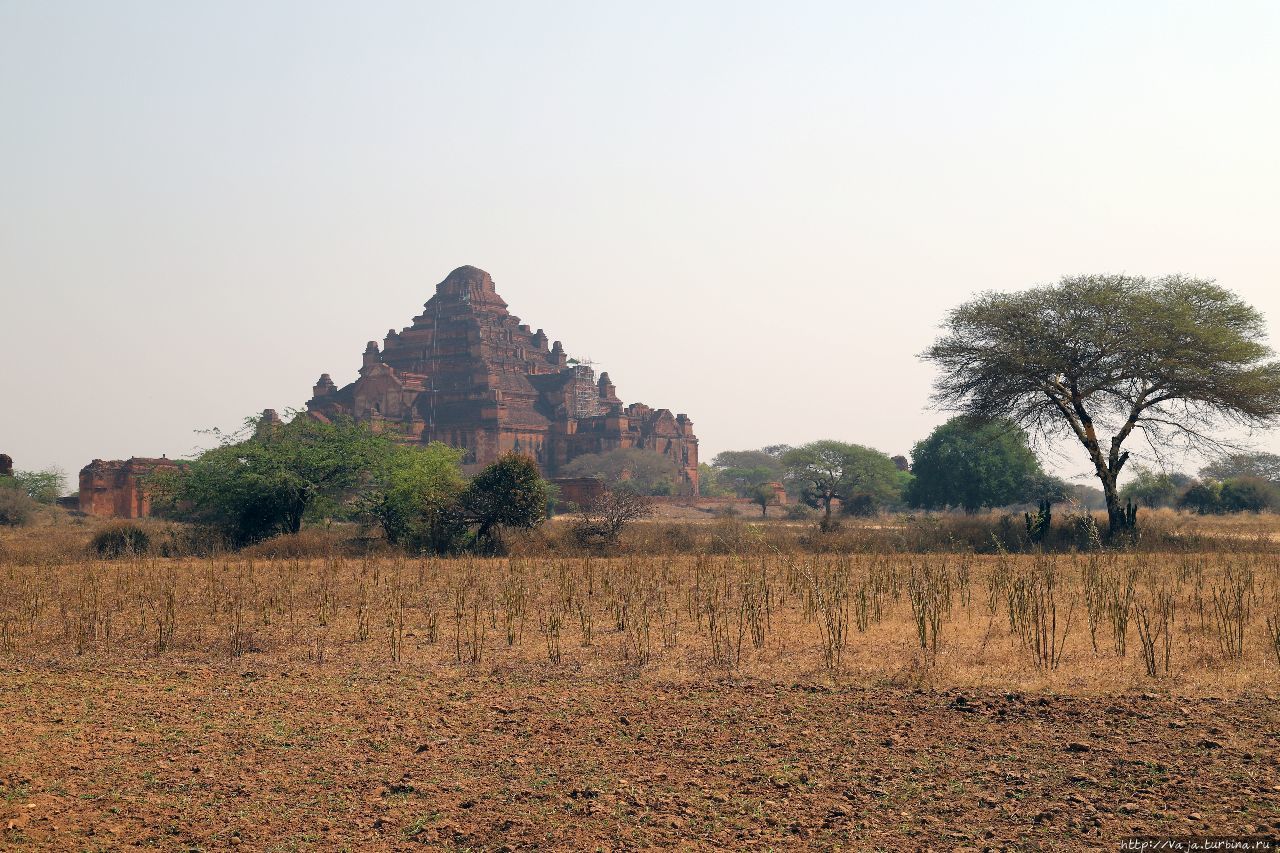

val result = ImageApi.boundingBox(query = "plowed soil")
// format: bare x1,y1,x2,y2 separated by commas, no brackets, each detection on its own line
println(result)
3,662,1277,851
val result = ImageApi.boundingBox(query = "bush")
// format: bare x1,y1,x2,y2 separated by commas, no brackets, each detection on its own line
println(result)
239,528,351,559
1219,476,1280,513
12,468,68,504
707,518,766,554
0,486,38,526
571,489,655,549
91,524,151,559
660,523,697,552
1179,481,1223,515
784,503,816,521
153,524,227,558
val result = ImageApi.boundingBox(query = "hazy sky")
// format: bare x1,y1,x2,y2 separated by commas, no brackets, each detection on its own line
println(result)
3,1,1279,490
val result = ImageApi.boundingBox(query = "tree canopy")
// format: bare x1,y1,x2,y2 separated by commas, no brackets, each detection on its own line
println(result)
1198,451,1280,484
782,441,906,527
904,417,1045,512
456,452,549,548
10,468,68,504
153,414,402,546
559,447,679,495
709,449,786,498
154,415,551,552
358,441,466,551
923,274,1280,535
1118,465,1191,509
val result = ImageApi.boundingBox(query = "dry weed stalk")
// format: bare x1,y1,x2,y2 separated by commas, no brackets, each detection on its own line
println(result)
1212,561,1253,660
5,534,1280,688
1007,555,1072,670
1135,586,1175,677
908,558,950,664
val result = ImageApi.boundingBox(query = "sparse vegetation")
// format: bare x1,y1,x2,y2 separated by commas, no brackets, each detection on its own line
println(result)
570,487,655,548
0,484,38,527
90,523,151,558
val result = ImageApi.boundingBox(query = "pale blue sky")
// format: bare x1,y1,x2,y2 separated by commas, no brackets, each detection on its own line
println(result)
2,1,1278,486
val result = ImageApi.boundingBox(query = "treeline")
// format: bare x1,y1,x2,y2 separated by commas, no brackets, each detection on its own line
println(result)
148,414,549,553
0,467,68,526
699,417,1105,524
1120,453,1280,514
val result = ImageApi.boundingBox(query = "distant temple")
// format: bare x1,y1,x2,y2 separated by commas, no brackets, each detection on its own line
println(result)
306,265,699,493
78,457,180,518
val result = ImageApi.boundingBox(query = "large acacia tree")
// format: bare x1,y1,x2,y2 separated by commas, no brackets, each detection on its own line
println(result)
923,275,1280,536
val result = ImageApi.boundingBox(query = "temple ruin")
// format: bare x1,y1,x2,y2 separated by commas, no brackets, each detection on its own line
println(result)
78,457,180,519
306,265,699,493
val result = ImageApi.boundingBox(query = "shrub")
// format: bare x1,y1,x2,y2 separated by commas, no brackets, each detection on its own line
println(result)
239,528,350,559
784,503,816,521
0,486,38,527
91,524,151,559
12,468,68,504
1219,476,1280,513
1179,481,1223,515
660,523,697,552
571,488,655,549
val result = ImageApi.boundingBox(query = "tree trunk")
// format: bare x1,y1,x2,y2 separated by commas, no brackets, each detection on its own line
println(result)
1100,473,1134,538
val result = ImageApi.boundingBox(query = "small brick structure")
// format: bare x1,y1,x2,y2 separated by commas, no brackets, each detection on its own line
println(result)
551,477,606,507
78,457,180,519
0,454,12,478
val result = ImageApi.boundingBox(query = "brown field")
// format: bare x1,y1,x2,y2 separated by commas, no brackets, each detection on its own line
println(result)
3,517,1280,850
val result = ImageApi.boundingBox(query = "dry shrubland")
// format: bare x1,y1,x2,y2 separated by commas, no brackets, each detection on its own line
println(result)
5,516,1280,849
3,514,1280,695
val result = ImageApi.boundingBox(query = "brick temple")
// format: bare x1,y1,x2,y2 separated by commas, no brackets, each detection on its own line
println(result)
306,265,699,493
78,457,181,518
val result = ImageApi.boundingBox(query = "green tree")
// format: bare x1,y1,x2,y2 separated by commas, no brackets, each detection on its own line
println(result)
153,413,398,546
1219,476,1280,513
923,275,1280,537
560,447,679,495
710,450,785,498
1024,472,1075,505
1119,465,1187,509
782,441,905,528
904,417,1044,512
1199,451,1280,483
750,482,778,517
1178,481,1223,514
456,453,549,548
697,463,732,497
11,468,68,504
359,442,466,551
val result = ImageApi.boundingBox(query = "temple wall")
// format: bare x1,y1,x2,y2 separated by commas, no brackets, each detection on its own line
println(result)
78,458,179,519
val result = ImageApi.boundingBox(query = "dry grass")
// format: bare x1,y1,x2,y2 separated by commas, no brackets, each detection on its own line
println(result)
4,518,1280,848
4,529,1280,696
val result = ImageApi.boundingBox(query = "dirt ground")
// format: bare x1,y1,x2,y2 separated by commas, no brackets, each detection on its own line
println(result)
2,660,1278,851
